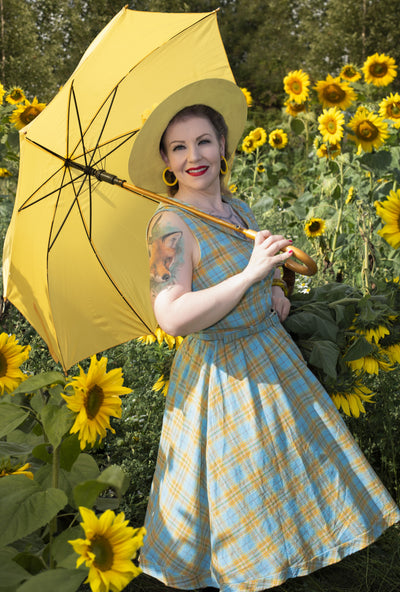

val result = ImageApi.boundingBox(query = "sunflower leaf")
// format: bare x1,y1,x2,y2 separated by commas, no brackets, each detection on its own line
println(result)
0,403,29,439
12,372,66,396
39,404,74,449
308,340,340,379
0,478,67,547
16,567,87,592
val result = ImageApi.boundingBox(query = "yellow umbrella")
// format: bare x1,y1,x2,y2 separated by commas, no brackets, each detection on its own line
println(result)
2,8,245,370
2,7,316,371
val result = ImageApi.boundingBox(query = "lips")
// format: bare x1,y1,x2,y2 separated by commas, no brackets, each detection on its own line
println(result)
186,166,209,177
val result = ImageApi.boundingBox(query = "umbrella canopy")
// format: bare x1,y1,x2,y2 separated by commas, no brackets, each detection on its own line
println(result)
2,8,240,371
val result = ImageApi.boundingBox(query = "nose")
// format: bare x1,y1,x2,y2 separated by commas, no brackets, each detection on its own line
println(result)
187,142,201,162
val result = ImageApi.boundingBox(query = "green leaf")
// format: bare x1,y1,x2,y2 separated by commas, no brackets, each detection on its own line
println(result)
12,372,66,395
51,525,84,569
73,465,129,509
39,405,74,449
343,336,375,362
59,435,81,471
284,311,338,341
0,403,29,439
309,340,340,379
290,118,304,135
359,150,392,174
0,548,31,588
16,568,87,592
98,465,130,494
0,441,33,459
0,477,68,547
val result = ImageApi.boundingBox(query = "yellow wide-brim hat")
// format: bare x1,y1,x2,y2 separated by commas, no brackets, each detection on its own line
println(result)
129,78,248,194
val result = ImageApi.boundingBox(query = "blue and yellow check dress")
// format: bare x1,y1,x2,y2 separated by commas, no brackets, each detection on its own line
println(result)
140,197,400,591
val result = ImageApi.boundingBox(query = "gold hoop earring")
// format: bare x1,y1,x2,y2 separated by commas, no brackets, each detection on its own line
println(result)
220,156,228,175
162,167,178,187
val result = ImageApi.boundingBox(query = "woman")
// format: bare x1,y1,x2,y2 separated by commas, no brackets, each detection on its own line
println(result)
129,79,400,592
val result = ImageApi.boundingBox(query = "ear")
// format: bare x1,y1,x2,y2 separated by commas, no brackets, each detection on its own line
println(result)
219,136,226,157
160,149,169,166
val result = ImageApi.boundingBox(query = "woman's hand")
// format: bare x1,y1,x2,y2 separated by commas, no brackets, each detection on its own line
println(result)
271,288,291,322
243,230,293,285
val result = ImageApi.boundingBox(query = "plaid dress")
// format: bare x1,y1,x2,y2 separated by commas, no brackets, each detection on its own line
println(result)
140,197,400,591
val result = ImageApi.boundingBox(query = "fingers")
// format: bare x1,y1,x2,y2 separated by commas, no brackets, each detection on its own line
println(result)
255,231,293,259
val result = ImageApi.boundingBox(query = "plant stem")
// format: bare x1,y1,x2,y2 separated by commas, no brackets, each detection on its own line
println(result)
49,444,60,568
329,160,345,267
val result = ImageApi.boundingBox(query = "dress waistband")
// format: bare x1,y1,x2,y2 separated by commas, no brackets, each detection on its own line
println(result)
190,312,280,343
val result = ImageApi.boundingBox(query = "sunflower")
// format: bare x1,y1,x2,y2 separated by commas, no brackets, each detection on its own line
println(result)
318,107,345,144
347,350,393,375
249,127,267,148
0,167,11,177
0,83,5,103
340,64,362,82
152,374,169,397
379,93,400,128
229,183,238,193
240,87,253,107
304,218,326,237
316,142,340,159
0,333,31,396
10,97,46,130
382,343,400,365
6,86,26,105
0,461,34,479
137,327,182,349
330,380,374,418
347,107,388,153
268,129,288,149
256,163,265,173
314,74,357,109
69,507,146,592
362,53,397,87
374,189,400,249
241,135,257,154
62,355,131,449
284,99,307,117
345,186,355,204
283,70,310,104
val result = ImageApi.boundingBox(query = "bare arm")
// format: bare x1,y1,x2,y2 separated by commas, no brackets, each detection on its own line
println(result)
147,211,293,336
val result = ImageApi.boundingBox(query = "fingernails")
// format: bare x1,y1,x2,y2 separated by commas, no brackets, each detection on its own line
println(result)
288,239,293,243
288,250,293,254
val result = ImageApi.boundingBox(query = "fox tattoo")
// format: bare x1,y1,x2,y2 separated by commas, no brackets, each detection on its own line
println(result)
148,214,183,294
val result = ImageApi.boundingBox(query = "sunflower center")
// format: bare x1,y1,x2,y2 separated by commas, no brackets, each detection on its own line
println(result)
85,384,104,419
344,66,356,78
388,103,400,118
309,221,321,232
90,535,114,571
357,120,379,141
327,120,337,133
323,84,346,104
370,63,388,78
272,135,282,145
0,353,7,377
20,106,41,125
290,81,302,95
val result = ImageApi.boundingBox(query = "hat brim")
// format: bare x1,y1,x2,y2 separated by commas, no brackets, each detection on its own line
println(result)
128,78,247,194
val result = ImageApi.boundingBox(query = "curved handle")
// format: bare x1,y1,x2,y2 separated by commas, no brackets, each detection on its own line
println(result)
282,245,318,276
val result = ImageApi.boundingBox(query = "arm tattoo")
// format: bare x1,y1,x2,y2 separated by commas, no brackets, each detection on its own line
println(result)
148,213,184,297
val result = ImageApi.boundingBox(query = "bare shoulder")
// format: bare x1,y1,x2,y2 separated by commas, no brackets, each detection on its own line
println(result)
147,210,196,300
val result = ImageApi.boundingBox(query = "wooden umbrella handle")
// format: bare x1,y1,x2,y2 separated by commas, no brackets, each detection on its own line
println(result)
281,245,318,276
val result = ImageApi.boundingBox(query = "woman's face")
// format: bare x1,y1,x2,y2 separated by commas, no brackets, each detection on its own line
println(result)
161,115,225,197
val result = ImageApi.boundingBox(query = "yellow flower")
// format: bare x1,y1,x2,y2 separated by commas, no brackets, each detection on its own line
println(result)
137,328,181,349
249,127,267,148
0,461,34,480
0,333,31,396
0,168,11,177
374,189,400,249
331,381,374,418
69,507,145,592
137,333,156,345
0,83,5,103
241,135,257,154
340,64,361,82
284,99,307,117
345,186,354,204
10,97,46,130
240,87,253,107
382,343,400,365
379,92,400,128
268,129,288,149
352,318,392,344
304,218,326,238
316,142,341,159
362,53,397,87
229,183,238,193
318,107,345,144
347,107,388,153
256,163,265,173
152,374,169,397
62,356,131,449
314,74,357,109
5,86,26,104
283,70,310,103
347,351,393,375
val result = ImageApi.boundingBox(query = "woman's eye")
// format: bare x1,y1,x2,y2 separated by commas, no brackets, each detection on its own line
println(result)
172,144,185,151
199,139,210,145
